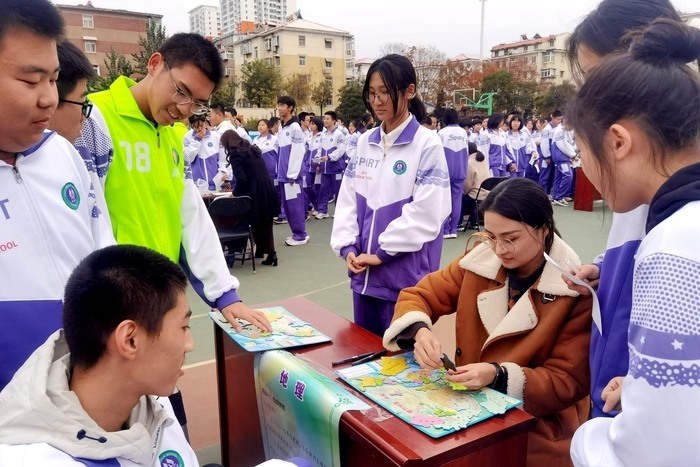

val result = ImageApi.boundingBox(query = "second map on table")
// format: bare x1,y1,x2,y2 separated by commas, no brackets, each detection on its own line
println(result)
336,353,521,438
209,306,331,352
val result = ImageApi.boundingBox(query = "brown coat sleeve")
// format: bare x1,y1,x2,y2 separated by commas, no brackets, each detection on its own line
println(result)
383,255,466,350
520,295,592,418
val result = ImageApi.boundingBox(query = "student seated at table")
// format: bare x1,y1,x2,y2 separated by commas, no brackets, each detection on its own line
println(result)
0,245,298,467
383,178,592,467
184,114,231,191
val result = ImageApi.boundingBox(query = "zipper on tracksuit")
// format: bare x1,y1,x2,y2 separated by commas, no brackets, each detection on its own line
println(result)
7,159,63,289
361,142,388,295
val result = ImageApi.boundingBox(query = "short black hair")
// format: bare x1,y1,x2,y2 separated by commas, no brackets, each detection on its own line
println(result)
158,33,224,90
442,109,459,127
487,113,504,130
209,102,225,115
0,0,64,45
269,116,281,126
56,40,94,102
189,114,206,125
225,107,237,116
63,245,188,370
298,111,309,122
324,110,337,121
277,95,296,113
551,110,563,118
422,115,433,126
459,118,472,129
471,117,482,125
310,116,323,131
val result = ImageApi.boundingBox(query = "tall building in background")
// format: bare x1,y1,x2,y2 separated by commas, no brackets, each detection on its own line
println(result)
220,0,297,36
189,5,221,38
55,2,161,78
489,32,573,85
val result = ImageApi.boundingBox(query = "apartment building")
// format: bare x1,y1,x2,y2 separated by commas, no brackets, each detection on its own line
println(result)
56,2,161,78
189,5,221,38
489,33,573,85
220,0,297,36
228,18,354,106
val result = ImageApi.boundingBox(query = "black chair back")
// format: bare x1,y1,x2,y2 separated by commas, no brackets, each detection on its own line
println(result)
208,196,252,219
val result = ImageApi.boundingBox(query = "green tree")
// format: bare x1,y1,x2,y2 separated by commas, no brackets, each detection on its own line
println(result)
481,70,517,113
334,81,365,121
241,60,282,108
512,80,540,116
92,47,134,91
539,81,577,116
310,80,333,115
132,20,168,79
210,80,237,107
283,73,311,107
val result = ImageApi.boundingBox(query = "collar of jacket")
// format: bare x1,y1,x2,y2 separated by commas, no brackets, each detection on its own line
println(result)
646,162,700,233
367,115,419,146
282,116,299,128
459,234,581,346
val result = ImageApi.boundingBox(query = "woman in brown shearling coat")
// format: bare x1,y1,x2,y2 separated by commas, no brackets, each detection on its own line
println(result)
383,178,592,467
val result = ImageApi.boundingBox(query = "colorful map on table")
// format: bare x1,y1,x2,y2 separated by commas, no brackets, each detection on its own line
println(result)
209,306,331,352
336,352,521,438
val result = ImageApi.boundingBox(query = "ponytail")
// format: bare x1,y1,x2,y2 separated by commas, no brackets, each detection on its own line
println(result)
409,97,427,125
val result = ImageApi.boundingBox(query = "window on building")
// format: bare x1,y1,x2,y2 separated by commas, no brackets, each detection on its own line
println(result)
534,43,539,50
325,39,333,49
541,68,554,78
299,35,305,46
82,14,94,28
543,51,555,63
325,60,332,68
265,57,271,65
560,70,565,78
523,45,528,51
84,39,96,54
275,56,281,66
549,39,555,47
531,56,537,64
299,55,306,67
254,47,258,59
493,50,499,57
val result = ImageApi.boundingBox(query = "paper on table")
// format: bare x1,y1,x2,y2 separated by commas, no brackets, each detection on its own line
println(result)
283,183,301,200
543,252,602,335
213,172,225,190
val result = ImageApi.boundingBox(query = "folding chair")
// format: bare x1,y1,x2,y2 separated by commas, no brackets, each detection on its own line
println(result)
208,196,256,274
473,177,510,231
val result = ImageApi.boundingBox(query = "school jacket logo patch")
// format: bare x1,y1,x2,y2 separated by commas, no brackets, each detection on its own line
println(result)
393,160,407,175
61,182,80,210
159,449,185,467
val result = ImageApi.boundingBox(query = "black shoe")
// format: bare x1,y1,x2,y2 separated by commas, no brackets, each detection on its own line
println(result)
262,251,278,266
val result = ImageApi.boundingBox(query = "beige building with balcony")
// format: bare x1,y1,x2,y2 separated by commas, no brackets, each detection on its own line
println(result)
489,33,573,85
226,18,354,107
56,2,161,78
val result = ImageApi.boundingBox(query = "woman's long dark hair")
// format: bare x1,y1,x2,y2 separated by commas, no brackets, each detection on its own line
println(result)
362,54,427,123
220,130,261,166
480,178,559,253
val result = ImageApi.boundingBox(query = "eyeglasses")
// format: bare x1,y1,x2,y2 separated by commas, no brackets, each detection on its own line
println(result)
477,232,528,253
59,99,93,119
367,90,391,103
164,61,209,116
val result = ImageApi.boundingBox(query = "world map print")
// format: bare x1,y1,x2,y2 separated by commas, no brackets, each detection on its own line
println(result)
209,307,331,352
336,353,521,438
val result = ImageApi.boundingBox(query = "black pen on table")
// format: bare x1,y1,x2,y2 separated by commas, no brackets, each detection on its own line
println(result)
331,351,375,366
351,349,388,366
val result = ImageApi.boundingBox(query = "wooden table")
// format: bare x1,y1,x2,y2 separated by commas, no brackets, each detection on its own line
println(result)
215,297,536,467
573,168,602,212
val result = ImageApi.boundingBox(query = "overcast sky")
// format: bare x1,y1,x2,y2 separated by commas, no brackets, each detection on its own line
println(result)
58,0,700,58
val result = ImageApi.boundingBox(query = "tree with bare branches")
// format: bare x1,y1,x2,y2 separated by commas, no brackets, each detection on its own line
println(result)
378,42,410,57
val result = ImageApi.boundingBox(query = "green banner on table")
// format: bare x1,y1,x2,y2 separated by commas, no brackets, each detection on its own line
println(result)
255,350,369,467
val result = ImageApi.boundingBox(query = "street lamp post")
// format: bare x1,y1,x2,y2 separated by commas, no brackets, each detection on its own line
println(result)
480,0,487,61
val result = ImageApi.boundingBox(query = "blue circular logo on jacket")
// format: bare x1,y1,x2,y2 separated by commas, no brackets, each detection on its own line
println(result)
61,182,80,210
159,450,184,467
208,142,213,147
393,160,407,175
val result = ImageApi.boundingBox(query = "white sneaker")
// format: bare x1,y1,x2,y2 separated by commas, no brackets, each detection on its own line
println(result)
443,234,452,239
553,199,569,207
315,213,330,220
285,236,310,246
564,197,573,202
310,210,319,216
451,233,458,238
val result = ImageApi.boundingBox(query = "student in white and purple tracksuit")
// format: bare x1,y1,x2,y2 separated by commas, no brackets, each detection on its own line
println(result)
525,119,546,183
506,115,537,179
437,109,468,238
276,96,309,246
183,115,231,191
304,117,323,214
315,111,346,219
254,119,279,182
331,54,451,336
550,122,576,203
569,19,700,465
477,113,515,177
538,110,563,194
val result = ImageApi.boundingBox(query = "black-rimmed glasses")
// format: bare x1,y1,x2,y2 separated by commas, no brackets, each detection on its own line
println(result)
164,60,209,116
59,99,93,119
